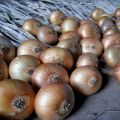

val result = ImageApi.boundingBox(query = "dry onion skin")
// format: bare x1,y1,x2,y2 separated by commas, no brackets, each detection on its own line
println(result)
0,59,8,80
0,35,16,63
78,22,101,40
37,25,58,45
32,63,70,89
80,38,103,56
50,10,66,25
61,17,79,33
22,18,41,36
114,8,120,19
34,82,75,120
91,8,105,21
102,33,120,49
39,47,74,71
70,66,102,95
0,79,35,120
57,38,81,61
17,39,47,59
59,31,80,42
9,55,40,83
103,44,120,67
76,53,98,67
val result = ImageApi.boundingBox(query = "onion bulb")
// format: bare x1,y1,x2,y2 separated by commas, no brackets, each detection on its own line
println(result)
59,31,80,42
0,35,15,63
76,53,98,67
103,44,120,67
50,10,66,25
39,47,74,71
9,55,40,83
37,25,58,45
114,8,120,18
57,38,81,61
70,66,102,95
80,38,103,56
78,22,101,40
102,33,120,49
0,59,8,80
22,18,41,36
0,79,35,120
32,63,70,89
91,8,105,21
61,17,79,33
17,39,47,58
34,82,75,120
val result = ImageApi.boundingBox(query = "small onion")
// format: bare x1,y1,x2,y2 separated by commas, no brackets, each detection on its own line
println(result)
61,17,79,33
50,10,66,25
0,79,35,120
0,35,15,63
59,31,80,42
0,59,8,80
57,38,81,61
76,53,98,67
37,25,58,45
17,39,47,58
22,18,41,36
102,33,120,49
39,47,74,71
80,38,103,56
70,66,102,95
103,44,120,67
32,63,70,89
91,8,105,21
34,82,75,120
114,8,120,18
9,55,40,82
78,22,101,40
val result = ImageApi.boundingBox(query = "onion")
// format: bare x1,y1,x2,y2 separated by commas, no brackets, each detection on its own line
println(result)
0,79,35,120
114,8,120,18
61,17,79,33
57,38,81,61
50,10,66,25
70,66,102,95
17,39,47,59
22,18,41,36
80,38,103,56
80,19,94,25
39,47,74,71
34,82,75,120
0,59,8,80
103,44,120,67
76,53,98,67
37,25,58,45
102,33,120,49
59,31,80,42
91,8,105,21
78,22,101,40
9,55,40,83
32,63,70,89
0,35,16,63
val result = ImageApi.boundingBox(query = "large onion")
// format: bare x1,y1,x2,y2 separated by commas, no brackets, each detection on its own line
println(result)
34,82,75,120
37,25,58,45
17,39,47,58
22,18,41,36
32,63,70,89
0,79,35,120
39,47,74,71
80,38,103,56
70,66,102,95
9,55,40,83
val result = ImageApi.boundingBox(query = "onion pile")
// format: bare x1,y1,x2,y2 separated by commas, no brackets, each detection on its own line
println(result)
1,7,120,120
